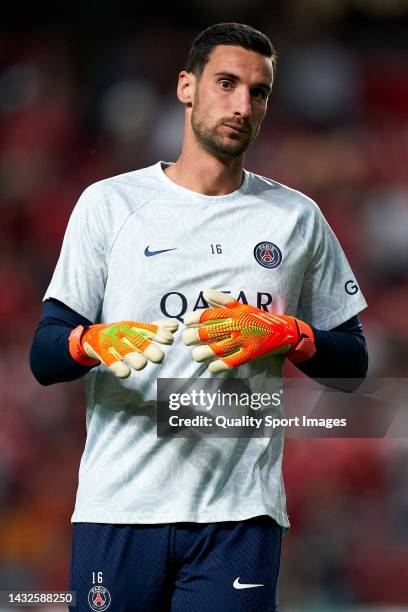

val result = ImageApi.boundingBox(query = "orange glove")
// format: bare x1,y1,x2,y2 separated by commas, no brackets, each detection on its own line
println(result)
182,290,315,373
69,319,178,378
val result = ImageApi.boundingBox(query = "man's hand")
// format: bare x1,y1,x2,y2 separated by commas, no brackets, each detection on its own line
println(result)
182,290,315,373
69,319,179,378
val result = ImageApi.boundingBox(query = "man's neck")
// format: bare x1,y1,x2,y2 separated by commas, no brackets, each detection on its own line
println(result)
164,148,245,196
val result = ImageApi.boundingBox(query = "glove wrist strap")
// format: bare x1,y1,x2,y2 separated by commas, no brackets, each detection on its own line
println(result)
287,319,316,362
68,325,99,367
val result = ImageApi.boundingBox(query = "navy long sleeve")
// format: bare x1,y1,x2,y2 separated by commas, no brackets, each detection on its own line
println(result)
30,299,368,387
29,299,96,385
295,316,368,390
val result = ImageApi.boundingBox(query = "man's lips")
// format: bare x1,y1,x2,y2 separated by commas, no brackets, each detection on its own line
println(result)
222,123,249,134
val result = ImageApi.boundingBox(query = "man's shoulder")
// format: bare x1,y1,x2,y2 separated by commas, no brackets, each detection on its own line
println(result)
83,162,160,198
247,170,320,214
72,162,169,221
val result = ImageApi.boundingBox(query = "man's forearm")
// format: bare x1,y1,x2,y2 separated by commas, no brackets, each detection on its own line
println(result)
30,299,95,386
295,316,368,389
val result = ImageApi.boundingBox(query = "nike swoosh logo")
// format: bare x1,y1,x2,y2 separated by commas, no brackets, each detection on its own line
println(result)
144,246,177,257
233,577,264,589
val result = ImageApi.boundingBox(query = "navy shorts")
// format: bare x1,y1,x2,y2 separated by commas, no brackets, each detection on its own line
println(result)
69,515,282,611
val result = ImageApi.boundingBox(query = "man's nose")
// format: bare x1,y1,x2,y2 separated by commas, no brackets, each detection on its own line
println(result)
233,88,251,117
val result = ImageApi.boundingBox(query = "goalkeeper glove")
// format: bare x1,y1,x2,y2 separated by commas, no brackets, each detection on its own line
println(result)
182,290,315,373
69,319,178,378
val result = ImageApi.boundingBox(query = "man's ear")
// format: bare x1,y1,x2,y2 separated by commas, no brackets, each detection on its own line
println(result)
177,71,196,107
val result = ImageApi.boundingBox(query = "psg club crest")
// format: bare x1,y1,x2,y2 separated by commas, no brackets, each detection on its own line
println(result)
88,586,111,611
253,241,282,269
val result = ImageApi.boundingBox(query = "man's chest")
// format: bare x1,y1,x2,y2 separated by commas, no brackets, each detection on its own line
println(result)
105,204,309,321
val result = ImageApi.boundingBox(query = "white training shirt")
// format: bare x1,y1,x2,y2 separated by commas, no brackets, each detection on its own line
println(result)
43,161,367,528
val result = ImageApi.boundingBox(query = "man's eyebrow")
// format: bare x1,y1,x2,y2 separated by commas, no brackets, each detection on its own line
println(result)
214,71,272,94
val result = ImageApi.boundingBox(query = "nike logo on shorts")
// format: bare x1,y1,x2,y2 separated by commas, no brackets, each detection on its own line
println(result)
233,577,264,589
144,246,177,257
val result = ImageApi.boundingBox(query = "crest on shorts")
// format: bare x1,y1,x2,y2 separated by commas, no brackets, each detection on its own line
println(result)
253,242,282,269
88,586,111,611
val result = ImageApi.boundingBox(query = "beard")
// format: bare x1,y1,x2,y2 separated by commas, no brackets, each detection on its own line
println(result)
191,94,257,160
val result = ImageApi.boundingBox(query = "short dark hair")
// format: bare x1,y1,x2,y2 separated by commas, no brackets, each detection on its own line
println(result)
186,22,277,78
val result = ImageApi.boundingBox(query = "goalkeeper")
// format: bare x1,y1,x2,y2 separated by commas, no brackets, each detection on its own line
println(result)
30,21,367,612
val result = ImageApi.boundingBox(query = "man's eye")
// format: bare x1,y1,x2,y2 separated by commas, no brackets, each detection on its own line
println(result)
252,89,266,99
220,80,233,90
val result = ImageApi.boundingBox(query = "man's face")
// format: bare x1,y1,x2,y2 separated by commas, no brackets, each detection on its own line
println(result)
190,45,273,160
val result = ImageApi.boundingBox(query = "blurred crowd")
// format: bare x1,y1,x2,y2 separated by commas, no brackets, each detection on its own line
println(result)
1,1,408,608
